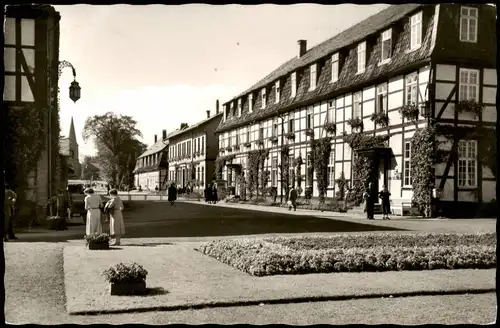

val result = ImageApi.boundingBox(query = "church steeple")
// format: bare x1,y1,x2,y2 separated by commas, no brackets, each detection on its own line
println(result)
69,117,77,146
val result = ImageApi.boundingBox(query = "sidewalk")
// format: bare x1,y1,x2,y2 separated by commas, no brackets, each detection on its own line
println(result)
63,242,496,315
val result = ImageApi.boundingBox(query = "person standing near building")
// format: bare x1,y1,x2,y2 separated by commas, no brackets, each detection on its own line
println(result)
105,189,125,246
378,185,391,220
168,183,177,206
4,183,18,241
211,184,218,204
363,185,375,220
288,186,298,211
84,188,103,235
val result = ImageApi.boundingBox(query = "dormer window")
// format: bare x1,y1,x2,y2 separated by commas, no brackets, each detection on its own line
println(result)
309,63,317,91
410,11,423,49
223,104,227,122
232,102,236,116
331,53,339,83
291,72,297,98
460,6,478,43
275,80,280,103
261,88,267,108
357,42,366,73
381,29,392,62
249,93,253,113
238,99,242,117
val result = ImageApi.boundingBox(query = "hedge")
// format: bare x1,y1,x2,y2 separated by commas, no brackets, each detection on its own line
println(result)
196,233,496,276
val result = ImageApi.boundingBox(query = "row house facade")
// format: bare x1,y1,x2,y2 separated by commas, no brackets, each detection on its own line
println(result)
133,130,170,191
215,4,497,215
167,103,222,189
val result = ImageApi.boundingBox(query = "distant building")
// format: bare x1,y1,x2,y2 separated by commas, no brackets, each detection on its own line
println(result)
215,4,497,216
59,117,81,179
133,130,170,191
167,101,222,189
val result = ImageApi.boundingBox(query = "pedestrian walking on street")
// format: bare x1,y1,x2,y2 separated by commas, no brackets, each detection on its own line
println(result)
84,188,103,235
4,183,18,241
379,185,391,220
288,186,298,211
168,183,177,206
204,184,210,203
363,186,375,220
105,189,125,246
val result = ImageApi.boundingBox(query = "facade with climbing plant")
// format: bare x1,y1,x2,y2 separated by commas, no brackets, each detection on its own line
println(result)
215,3,496,217
3,4,62,220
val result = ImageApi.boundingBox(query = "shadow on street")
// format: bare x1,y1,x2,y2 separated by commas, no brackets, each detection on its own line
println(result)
14,201,405,243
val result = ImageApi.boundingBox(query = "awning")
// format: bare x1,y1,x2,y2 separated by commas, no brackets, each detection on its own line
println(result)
355,147,394,159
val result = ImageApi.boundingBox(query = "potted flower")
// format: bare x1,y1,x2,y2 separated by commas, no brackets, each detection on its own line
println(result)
305,129,315,138
256,139,264,147
370,112,389,128
324,122,337,135
243,141,251,148
285,132,295,140
85,232,110,250
455,99,484,118
102,262,148,296
233,144,240,151
399,103,420,122
347,117,363,131
225,146,233,152
269,135,278,144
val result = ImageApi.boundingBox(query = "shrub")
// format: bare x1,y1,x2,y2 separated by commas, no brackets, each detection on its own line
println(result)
102,262,148,284
197,233,496,276
84,233,110,245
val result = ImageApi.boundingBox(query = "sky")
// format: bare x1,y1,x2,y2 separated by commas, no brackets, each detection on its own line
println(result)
54,4,389,162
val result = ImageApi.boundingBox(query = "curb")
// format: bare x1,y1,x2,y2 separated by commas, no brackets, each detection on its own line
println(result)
69,288,496,316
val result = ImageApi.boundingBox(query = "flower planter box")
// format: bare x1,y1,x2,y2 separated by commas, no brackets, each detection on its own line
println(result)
110,281,146,296
88,243,110,250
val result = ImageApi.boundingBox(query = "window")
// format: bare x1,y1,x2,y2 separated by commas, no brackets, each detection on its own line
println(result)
328,152,335,187
327,100,335,122
235,134,240,147
272,118,278,137
459,68,479,101
197,138,200,153
331,53,339,83
246,127,250,143
201,136,205,154
376,83,388,113
410,11,423,49
460,6,478,43
275,80,280,103
261,88,267,108
271,157,278,186
291,72,297,98
306,153,312,186
259,126,264,140
201,166,204,185
288,113,295,133
404,141,412,186
353,92,362,119
381,29,392,62
405,72,418,105
306,110,313,130
249,93,253,113
458,140,477,188
309,63,317,91
238,99,242,117
357,42,366,73
188,141,191,156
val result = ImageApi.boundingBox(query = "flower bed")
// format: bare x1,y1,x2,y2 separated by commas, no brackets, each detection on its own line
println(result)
196,233,496,276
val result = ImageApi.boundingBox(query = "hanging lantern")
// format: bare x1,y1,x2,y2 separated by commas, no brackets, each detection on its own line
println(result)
69,80,81,103
420,100,431,118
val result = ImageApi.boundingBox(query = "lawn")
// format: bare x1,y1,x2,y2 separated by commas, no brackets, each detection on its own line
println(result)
197,232,497,276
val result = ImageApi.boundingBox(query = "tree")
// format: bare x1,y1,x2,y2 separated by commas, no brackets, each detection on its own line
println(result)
83,112,144,189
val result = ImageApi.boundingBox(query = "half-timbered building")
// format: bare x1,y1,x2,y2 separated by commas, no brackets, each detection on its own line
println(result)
215,4,496,216
4,5,62,206
167,102,223,190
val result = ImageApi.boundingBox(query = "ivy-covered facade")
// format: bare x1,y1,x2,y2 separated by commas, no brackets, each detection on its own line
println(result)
214,4,497,217
4,5,63,213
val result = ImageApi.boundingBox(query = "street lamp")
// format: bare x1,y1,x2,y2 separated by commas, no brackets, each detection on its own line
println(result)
58,60,81,103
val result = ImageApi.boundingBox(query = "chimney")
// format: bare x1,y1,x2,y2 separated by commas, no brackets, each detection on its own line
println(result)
154,134,157,143
298,39,307,58
216,99,220,114
162,129,167,140
206,110,211,119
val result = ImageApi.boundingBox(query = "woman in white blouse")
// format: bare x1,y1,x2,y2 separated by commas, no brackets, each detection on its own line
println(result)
84,188,103,235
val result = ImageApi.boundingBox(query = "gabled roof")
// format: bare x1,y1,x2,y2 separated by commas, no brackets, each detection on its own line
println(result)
167,112,223,140
138,131,175,159
225,4,422,105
